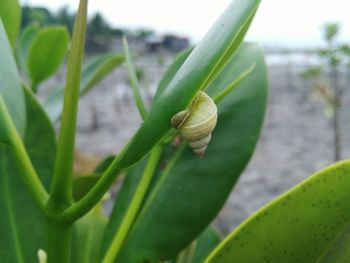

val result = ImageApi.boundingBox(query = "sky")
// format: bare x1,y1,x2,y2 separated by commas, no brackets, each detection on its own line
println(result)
20,0,350,47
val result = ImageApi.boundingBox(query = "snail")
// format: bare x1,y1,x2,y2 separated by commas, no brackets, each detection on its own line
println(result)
171,91,217,156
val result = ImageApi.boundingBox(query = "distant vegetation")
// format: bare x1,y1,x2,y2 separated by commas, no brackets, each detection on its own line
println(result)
302,22,350,161
21,5,155,52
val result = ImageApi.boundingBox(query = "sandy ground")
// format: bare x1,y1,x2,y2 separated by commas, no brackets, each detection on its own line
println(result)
42,52,350,234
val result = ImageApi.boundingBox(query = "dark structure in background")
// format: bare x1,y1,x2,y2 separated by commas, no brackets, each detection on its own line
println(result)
146,34,190,53
21,5,189,54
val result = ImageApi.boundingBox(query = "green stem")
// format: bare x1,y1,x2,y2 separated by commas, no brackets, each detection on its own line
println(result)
47,219,72,263
123,35,148,119
46,1,88,263
10,138,49,211
62,151,124,222
102,145,163,263
62,35,156,223
212,63,255,103
48,0,88,209
0,95,48,211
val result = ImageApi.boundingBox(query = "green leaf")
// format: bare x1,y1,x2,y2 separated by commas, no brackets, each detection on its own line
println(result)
43,53,124,123
0,0,21,47
116,43,268,262
94,155,116,173
73,175,101,202
204,160,350,263
73,206,108,263
72,159,120,202
300,66,323,79
27,26,69,90
115,0,261,170
123,36,147,119
153,47,193,102
17,24,40,74
0,88,56,262
193,227,222,263
319,224,350,263
0,20,26,141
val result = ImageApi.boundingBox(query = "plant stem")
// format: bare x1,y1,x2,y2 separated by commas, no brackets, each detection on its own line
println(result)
62,153,123,222
0,95,48,211
123,35,148,119
63,32,166,225
46,1,88,262
47,219,72,263
102,145,163,263
10,138,49,210
331,64,341,161
48,0,88,209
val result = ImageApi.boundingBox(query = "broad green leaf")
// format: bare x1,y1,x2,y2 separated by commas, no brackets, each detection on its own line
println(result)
0,0,21,47
17,24,40,74
116,43,268,262
204,160,350,263
0,88,56,262
153,47,193,102
73,206,108,263
115,0,261,170
0,20,26,141
193,227,222,263
27,26,69,90
43,53,124,122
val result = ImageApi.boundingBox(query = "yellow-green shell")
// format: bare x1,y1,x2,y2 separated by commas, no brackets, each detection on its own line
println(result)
171,91,217,156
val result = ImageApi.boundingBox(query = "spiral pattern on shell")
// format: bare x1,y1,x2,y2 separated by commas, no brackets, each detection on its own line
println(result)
171,91,217,156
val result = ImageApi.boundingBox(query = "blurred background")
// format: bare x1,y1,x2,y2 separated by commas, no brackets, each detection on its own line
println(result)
18,0,350,233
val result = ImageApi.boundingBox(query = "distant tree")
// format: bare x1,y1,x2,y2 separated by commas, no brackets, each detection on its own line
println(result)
88,13,110,36
21,6,54,28
56,6,75,33
302,22,349,161
85,13,115,52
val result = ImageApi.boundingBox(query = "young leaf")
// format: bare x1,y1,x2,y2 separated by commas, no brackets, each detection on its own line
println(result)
114,43,268,262
204,160,350,263
0,20,26,141
27,26,70,91
123,36,147,119
17,24,40,74
43,53,124,123
0,88,56,262
0,0,21,47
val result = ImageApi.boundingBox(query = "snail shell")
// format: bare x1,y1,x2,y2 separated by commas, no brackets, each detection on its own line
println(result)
171,91,217,156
